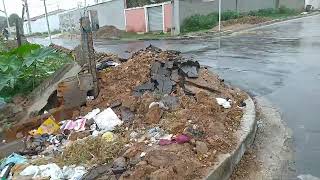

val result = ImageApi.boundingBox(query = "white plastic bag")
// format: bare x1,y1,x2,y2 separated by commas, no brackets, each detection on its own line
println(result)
216,98,231,109
63,166,87,180
93,108,123,131
39,163,63,180
20,165,40,177
84,108,101,120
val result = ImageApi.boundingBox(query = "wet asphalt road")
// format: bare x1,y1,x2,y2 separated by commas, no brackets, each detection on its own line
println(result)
29,14,320,177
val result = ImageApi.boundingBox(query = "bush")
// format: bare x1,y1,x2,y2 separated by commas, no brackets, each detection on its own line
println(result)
181,7,298,33
181,13,218,33
248,8,276,16
221,11,241,21
0,44,71,101
278,6,297,14
248,6,298,17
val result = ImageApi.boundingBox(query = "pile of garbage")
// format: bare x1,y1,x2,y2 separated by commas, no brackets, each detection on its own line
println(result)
0,45,247,180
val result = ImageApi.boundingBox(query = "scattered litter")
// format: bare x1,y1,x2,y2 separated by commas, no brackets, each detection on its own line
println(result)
84,108,101,120
97,60,119,71
148,127,165,141
0,162,15,179
159,134,190,146
61,118,86,131
93,108,123,131
159,139,173,146
62,166,87,180
0,153,26,169
20,164,86,180
86,96,95,101
140,152,146,158
149,102,168,110
216,98,232,109
174,134,191,144
30,117,60,135
102,132,114,142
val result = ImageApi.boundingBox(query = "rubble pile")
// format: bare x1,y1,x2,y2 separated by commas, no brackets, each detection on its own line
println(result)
0,46,248,180
95,25,124,39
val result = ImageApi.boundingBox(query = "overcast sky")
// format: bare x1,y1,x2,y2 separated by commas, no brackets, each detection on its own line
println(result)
0,0,96,18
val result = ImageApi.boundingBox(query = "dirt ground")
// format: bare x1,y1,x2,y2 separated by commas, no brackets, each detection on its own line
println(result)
212,16,271,32
95,26,124,39
230,96,296,180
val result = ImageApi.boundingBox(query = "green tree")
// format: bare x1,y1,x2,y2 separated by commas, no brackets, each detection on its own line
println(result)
9,14,24,34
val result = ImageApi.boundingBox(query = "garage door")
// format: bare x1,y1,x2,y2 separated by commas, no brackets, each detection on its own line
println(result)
147,6,163,32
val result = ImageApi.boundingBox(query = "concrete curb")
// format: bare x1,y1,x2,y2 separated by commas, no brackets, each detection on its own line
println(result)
205,97,257,180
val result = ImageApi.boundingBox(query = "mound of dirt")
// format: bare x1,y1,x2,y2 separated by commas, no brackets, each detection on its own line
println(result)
76,45,248,179
95,25,124,39
224,16,271,26
213,16,271,32
3,45,249,180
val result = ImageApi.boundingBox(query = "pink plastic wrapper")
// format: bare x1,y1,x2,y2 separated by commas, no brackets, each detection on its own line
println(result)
174,134,191,144
61,118,86,131
159,139,173,146
159,134,191,146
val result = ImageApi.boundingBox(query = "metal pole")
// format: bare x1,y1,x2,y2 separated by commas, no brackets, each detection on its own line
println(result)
43,0,52,43
218,0,221,32
2,0,11,34
24,0,32,34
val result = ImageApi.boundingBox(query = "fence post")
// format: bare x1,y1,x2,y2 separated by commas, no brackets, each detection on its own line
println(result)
80,16,99,97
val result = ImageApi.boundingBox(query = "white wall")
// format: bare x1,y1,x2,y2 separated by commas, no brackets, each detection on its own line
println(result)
24,14,61,35
87,0,125,29
305,0,320,9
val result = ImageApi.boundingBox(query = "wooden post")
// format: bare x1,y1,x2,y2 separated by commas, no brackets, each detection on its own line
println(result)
80,16,99,97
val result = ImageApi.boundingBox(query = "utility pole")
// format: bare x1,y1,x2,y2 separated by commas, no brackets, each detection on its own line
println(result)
218,0,221,32
42,0,52,43
2,0,11,34
23,0,32,34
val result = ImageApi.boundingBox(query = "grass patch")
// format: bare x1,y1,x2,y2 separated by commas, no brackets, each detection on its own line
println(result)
248,6,299,18
60,136,127,165
181,6,300,33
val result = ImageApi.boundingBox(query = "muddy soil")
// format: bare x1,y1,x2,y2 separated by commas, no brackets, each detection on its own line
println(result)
71,46,248,179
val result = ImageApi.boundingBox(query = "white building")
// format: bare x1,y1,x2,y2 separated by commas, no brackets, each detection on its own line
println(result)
305,0,320,9
23,9,65,35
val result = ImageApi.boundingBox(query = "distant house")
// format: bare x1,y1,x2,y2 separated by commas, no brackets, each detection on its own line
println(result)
23,9,65,35
305,0,320,9
124,1,173,33
59,0,126,32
